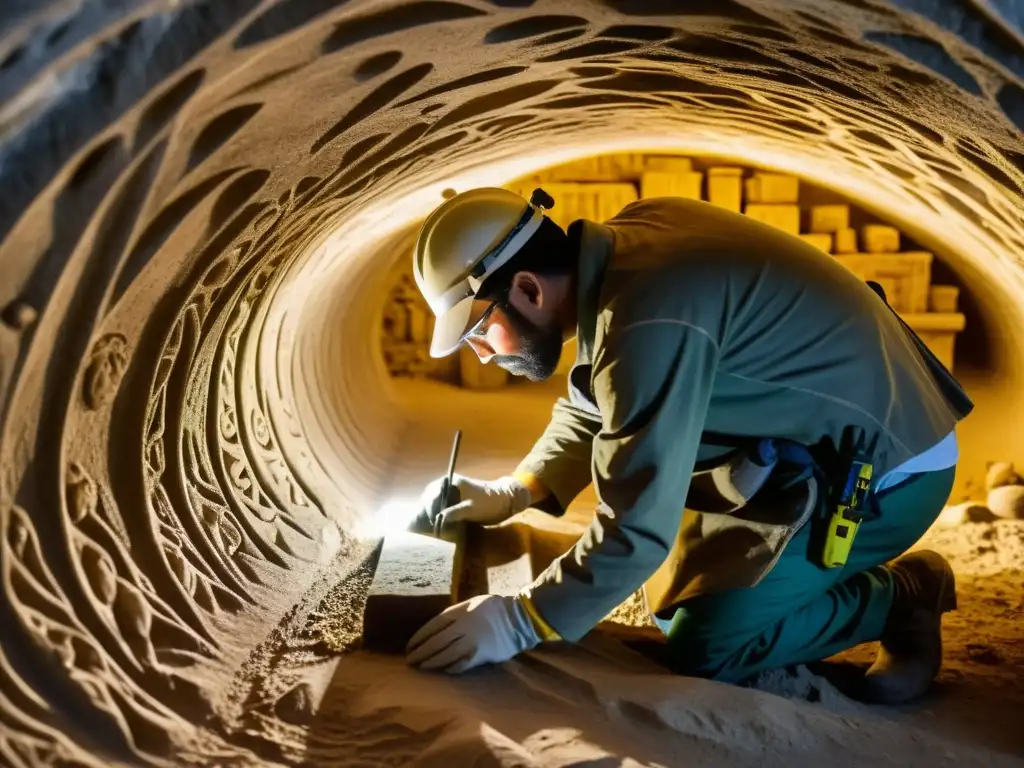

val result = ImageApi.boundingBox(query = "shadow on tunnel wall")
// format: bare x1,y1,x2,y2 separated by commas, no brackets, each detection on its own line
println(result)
2,0,1024,765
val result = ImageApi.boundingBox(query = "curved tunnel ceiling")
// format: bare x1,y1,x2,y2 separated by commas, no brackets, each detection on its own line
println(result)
2,0,1024,765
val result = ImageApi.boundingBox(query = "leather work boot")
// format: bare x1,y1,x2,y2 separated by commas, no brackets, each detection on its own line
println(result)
860,550,957,705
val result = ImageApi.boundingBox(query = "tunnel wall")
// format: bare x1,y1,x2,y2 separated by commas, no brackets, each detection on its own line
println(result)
2,1,1024,764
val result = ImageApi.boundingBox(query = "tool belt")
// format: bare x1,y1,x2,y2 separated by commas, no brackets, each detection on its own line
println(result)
768,437,880,569
697,432,880,570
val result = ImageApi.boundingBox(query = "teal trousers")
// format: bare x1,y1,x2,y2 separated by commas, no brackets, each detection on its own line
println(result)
659,467,956,683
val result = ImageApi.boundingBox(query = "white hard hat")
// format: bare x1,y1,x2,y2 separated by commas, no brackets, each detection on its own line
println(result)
413,187,553,358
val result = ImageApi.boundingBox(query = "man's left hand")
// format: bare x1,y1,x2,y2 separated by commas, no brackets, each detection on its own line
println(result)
405,594,541,673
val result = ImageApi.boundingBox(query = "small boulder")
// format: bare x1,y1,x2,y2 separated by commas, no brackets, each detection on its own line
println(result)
986,462,1021,491
987,485,1024,520
935,502,996,527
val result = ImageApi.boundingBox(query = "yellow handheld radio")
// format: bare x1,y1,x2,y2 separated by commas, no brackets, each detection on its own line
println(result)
821,458,873,568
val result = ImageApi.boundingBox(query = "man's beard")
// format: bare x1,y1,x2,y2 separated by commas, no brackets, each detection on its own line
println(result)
491,303,565,382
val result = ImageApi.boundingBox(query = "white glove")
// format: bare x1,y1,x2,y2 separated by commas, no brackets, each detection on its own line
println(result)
418,474,530,536
406,594,541,674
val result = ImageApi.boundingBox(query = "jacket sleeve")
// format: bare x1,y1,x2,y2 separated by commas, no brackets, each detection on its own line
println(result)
513,396,601,516
522,320,720,642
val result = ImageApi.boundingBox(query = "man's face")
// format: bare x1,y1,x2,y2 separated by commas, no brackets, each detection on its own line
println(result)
462,292,564,382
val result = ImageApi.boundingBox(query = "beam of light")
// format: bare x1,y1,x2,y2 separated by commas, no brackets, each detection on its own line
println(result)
353,496,423,539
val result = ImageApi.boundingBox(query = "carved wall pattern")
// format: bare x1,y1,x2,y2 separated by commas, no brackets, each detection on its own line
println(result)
2,0,1024,764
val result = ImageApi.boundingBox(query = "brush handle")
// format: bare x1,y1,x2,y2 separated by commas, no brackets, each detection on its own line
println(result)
433,429,462,538
441,429,462,509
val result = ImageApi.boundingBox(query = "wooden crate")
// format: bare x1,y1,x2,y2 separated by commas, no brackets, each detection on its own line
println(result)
833,252,933,313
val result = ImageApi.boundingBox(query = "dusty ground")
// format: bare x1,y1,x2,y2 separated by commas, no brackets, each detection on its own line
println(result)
382,377,1024,760
209,377,1023,765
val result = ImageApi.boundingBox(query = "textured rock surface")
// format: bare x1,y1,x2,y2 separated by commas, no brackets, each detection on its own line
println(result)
3,1,1024,766
361,531,456,653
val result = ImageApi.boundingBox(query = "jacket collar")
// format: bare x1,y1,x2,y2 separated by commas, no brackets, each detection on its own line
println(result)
571,220,614,368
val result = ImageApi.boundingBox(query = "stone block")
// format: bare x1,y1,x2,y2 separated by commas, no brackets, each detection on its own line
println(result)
799,234,832,253
861,224,900,253
707,167,743,211
810,205,850,233
407,348,432,378
505,177,541,200
382,303,408,341
397,274,420,301
382,341,415,376
744,204,800,235
745,173,799,204
834,252,933,313
644,156,693,173
640,171,703,200
534,182,638,229
454,523,534,602
902,311,965,369
919,332,956,369
459,345,509,389
929,285,959,313
540,154,647,182
834,228,858,253
600,153,649,180
362,531,456,653
407,304,428,344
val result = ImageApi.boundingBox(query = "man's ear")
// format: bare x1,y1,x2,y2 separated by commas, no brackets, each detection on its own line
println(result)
511,271,543,308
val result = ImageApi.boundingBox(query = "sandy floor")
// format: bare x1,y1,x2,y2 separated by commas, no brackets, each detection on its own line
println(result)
213,377,1024,766
380,377,1024,760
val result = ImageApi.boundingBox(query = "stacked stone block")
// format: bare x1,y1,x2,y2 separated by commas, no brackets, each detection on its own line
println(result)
382,153,968,386
833,253,933,313
744,171,801,235
640,170,703,200
381,274,442,379
707,167,744,211
533,182,640,230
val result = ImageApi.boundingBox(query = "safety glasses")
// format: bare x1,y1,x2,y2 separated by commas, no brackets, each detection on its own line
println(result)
459,291,507,344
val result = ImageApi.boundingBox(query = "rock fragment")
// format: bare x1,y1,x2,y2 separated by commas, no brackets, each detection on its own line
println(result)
987,485,1024,520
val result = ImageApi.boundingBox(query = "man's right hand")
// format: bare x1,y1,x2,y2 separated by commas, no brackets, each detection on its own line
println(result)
414,474,531,537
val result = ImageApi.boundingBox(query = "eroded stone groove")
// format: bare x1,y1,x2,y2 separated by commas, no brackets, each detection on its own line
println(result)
1,0,1024,764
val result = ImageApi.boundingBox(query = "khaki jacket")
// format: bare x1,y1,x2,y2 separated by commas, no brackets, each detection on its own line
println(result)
516,198,972,642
